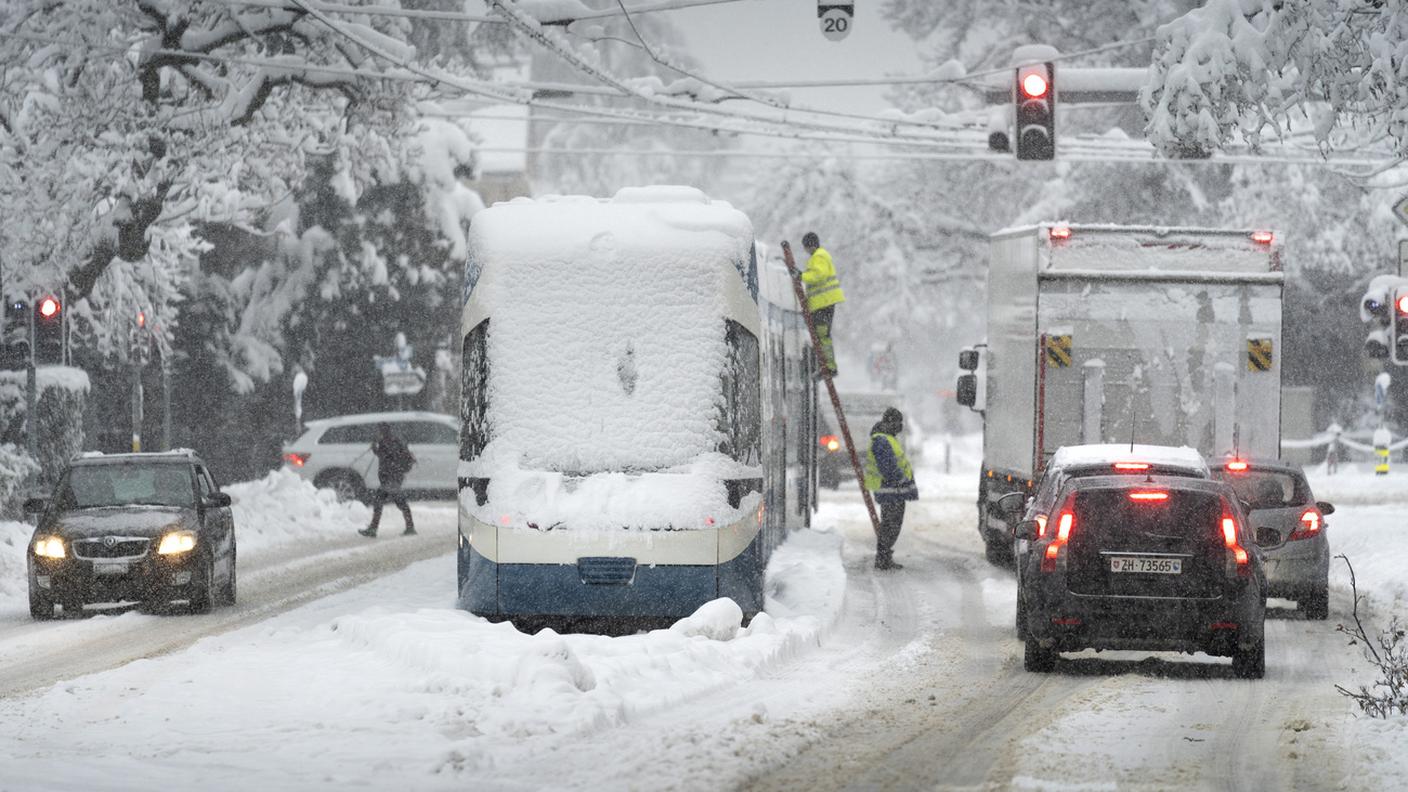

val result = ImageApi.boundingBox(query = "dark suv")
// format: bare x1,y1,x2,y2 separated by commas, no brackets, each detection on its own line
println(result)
1018,475,1270,678
26,452,237,619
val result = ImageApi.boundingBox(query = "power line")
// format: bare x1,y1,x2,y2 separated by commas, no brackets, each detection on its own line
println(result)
214,0,751,24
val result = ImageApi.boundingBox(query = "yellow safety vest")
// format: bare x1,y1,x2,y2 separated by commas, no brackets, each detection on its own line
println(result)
800,247,845,311
864,432,914,493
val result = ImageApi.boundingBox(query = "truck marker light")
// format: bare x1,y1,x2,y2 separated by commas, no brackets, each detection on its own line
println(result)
1225,459,1249,473
1128,491,1169,502
1250,230,1274,244
1113,462,1150,471
1049,225,1072,241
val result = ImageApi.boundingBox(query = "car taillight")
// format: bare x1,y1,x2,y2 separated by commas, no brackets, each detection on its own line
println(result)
1128,490,1170,502
1113,462,1150,472
1225,459,1249,473
1289,508,1322,541
284,452,309,468
1221,508,1250,575
1042,495,1075,572
819,434,840,452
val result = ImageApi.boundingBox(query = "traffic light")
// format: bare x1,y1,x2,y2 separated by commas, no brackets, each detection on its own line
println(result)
1015,62,1055,160
1394,288,1408,365
33,295,62,364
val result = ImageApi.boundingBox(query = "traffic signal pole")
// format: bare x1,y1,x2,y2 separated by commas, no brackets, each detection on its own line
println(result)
781,241,883,541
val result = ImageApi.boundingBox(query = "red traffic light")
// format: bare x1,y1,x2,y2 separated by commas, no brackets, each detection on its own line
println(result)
1021,72,1049,99
137,310,147,329
1397,292,1408,315
37,296,60,319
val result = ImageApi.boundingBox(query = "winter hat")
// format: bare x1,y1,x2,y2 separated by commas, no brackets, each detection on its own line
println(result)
882,407,903,431
802,232,820,248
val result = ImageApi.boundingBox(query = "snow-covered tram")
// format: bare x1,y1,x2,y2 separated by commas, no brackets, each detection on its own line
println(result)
455,186,816,623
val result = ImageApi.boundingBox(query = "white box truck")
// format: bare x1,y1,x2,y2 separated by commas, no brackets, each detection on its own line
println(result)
956,224,1285,562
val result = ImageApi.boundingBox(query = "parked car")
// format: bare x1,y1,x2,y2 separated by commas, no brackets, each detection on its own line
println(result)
1001,444,1210,637
26,451,237,619
1016,474,1270,678
1210,458,1332,619
282,411,459,502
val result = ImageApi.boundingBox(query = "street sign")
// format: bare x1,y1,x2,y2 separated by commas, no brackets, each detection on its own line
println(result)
1394,194,1408,228
382,369,426,396
818,1,853,41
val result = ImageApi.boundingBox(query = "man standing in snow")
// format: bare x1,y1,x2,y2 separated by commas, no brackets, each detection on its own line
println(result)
799,231,845,379
863,407,919,570
359,423,417,538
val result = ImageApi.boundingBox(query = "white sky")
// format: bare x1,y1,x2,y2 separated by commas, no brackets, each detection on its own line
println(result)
666,0,926,115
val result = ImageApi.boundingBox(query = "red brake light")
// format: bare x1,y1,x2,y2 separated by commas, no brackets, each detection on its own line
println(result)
283,452,309,468
1250,230,1274,244
1113,461,1150,471
1225,460,1249,473
819,434,840,452
1049,225,1071,241
1221,512,1250,569
1022,72,1049,98
1042,495,1076,572
1129,491,1169,502
1289,508,1321,541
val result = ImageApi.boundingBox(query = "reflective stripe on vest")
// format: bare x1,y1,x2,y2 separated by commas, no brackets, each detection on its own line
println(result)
863,433,914,492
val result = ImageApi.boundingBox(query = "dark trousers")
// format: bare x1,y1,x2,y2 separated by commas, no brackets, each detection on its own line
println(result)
368,486,413,532
877,501,905,562
813,306,838,374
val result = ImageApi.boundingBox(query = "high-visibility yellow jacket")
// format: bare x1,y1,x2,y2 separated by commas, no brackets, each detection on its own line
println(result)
800,247,845,311
864,432,918,503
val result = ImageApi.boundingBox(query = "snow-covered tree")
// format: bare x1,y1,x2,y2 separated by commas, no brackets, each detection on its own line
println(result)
0,0,422,357
1142,0,1408,157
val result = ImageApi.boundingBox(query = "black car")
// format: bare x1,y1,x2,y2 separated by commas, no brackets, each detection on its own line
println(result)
1016,474,1271,679
26,452,237,619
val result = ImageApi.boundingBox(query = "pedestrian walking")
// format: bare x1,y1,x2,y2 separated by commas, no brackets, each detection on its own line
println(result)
863,407,919,570
359,423,417,538
798,232,845,379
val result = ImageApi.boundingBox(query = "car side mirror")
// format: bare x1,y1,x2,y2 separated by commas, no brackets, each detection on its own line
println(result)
1015,519,1040,542
1317,501,1335,516
204,492,232,508
23,497,46,515
996,491,1026,518
1255,527,1281,547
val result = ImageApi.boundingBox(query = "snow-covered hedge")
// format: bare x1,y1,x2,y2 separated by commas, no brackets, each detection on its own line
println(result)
0,366,88,491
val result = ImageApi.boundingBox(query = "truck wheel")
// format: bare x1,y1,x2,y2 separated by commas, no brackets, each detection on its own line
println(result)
1302,587,1329,621
1024,637,1057,673
1232,639,1265,679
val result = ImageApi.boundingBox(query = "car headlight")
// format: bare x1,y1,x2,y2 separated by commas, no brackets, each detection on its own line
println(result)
157,530,197,555
33,536,65,559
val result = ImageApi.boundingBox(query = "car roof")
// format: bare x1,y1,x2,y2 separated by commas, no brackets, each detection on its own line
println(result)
1210,458,1306,476
70,451,201,466
1048,444,1208,474
1063,474,1229,497
303,411,457,429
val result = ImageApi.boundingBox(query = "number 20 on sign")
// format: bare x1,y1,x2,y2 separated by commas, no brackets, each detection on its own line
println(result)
818,1,854,41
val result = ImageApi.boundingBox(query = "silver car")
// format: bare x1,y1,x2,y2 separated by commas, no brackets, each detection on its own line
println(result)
281,412,460,502
1210,459,1332,619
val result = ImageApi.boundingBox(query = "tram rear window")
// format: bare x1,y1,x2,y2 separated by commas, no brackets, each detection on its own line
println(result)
719,320,761,465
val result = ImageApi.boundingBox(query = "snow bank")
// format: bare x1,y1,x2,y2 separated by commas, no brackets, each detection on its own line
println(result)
0,529,845,788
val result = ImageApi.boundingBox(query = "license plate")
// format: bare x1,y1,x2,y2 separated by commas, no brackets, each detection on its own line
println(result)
93,561,129,576
1110,556,1181,574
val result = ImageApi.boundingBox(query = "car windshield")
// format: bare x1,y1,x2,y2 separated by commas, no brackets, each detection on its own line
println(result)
1213,470,1311,509
56,464,195,510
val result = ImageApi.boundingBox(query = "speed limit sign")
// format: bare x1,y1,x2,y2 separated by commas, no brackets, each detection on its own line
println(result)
818,2,854,42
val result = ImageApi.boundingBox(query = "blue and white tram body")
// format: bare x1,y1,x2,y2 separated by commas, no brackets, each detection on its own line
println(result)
456,187,816,621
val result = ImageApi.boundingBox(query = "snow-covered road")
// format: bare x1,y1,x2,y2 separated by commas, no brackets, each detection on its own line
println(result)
1,461,1406,791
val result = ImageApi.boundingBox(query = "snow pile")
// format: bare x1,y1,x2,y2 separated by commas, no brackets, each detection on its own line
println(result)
224,469,372,551
0,529,844,788
0,519,33,610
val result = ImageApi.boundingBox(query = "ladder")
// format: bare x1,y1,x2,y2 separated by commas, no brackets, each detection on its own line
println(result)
781,241,883,540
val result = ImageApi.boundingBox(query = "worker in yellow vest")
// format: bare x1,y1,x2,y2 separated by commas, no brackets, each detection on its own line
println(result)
863,407,919,570
799,232,845,379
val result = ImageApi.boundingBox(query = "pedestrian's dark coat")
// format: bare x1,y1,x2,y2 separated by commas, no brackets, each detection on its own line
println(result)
372,431,416,488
